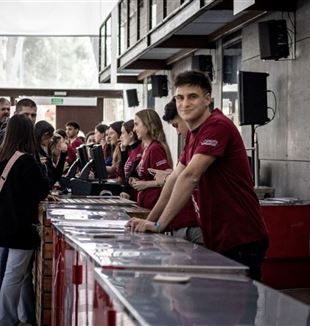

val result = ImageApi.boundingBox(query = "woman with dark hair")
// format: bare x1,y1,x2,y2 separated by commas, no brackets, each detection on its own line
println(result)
35,120,67,189
0,114,49,325
106,121,124,178
119,119,142,200
94,123,112,164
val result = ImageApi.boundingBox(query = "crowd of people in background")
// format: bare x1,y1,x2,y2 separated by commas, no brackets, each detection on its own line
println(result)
0,70,269,325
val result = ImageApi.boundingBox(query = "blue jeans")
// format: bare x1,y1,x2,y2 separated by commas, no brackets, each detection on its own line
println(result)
0,247,8,288
0,248,35,325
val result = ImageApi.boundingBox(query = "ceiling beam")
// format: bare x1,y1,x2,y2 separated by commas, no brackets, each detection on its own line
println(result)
0,88,123,98
126,59,171,70
117,76,143,84
137,70,158,81
156,35,216,49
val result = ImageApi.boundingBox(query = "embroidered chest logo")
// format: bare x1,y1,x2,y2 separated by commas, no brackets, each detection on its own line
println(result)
201,139,218,147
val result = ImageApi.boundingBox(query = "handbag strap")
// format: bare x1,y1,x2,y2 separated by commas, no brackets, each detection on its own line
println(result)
0,151,25,192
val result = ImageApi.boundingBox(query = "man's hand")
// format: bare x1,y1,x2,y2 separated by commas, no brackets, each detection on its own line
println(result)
130,180,150,191
126,217,157,233
148,168,172,186
120,192,130,199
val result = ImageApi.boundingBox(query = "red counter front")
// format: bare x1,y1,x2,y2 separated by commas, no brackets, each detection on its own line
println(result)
261,204,310,289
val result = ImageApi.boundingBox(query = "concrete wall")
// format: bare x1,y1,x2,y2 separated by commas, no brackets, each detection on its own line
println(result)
241,0,310,199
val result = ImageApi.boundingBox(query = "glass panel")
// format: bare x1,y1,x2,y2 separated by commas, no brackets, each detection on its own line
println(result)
222,40,242,127
106,17,112,66
119,0,127,54
99,24,106,71
137,0,145,40
103,98,124,123
166,0,180,16
150,0,157,29
129,0,138,46
146,78,155,109
0,36,100,88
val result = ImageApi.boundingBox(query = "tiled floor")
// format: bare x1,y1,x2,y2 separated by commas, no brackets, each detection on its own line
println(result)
281,288,310,305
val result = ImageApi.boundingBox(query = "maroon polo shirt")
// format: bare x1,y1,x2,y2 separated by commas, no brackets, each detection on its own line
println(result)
179,109,268,252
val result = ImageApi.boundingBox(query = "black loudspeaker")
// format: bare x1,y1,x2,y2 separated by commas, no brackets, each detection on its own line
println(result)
126,89,139,107
192,55,213,81
151,75,168,97
238,71,269,126
258,20,289,60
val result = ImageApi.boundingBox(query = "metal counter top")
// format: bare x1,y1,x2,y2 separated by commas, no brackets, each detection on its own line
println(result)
53,222,248,275
94,268,310,326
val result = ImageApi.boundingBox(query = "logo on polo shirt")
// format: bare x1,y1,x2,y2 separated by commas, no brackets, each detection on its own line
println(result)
201,139,218,147
156,159,167,167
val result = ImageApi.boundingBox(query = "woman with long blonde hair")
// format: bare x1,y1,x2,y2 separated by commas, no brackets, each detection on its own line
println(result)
131,109,172,209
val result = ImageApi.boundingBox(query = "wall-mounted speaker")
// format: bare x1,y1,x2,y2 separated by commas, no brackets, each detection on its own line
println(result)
151,75,168,97
258,20,289,60
192,55,213,81
238,71,269,126
126,89,139,107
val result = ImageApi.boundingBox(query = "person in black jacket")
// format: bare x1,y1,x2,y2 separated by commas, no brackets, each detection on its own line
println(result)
0,114,49,325
35,120,67,189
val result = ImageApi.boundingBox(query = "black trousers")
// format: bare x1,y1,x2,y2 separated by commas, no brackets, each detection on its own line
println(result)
222,238,269,281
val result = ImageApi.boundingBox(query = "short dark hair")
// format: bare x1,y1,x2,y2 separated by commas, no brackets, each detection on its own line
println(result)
0,98,10,106
85,130,95,142
55,128,67,138
174,70,212,94
15,98,37,112
123,119,138,142
0,114,36,160
162,98,177,122
109,121,124,136
65,121,80,130
95,123,108,134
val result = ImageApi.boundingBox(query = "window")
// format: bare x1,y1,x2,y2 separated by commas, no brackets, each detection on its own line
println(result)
119,0,128,55
150,0,157,30
0,36,100,88
99,24,106,71
106,17,112,66
129,0,138,47
222,37,242,127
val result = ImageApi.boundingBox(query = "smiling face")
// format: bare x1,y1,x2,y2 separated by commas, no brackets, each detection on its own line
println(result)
108,127,119,145
175,85,211,129
133,115,148,141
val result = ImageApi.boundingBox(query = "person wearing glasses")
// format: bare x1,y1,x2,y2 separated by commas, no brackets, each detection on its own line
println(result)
128,70,268,280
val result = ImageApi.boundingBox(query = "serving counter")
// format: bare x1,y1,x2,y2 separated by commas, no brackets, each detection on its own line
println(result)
35,196,310,325
94,268,310,326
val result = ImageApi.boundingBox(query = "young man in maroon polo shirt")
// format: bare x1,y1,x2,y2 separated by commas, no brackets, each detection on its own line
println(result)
128,70,268,280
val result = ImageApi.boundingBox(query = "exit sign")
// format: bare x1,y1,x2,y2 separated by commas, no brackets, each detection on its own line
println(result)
51,97,64,105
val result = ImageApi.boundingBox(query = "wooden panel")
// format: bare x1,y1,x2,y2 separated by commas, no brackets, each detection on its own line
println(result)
56,99,103,135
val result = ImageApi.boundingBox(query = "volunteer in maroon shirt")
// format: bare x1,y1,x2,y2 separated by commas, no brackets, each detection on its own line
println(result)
65,121,84,164
130,109,172,209
147,98,203,244
128,71,269,280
